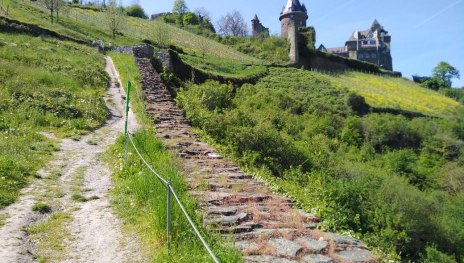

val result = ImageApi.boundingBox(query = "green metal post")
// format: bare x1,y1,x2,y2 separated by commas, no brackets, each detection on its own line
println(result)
125,81,131,164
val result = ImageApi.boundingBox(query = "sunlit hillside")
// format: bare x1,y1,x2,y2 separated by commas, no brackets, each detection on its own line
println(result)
328,72,461,117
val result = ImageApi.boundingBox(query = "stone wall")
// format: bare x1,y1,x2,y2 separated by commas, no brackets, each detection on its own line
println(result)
154,51,172,72
113,45,154,58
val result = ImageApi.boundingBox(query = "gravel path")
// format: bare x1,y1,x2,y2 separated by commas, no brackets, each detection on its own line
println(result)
0,57,143,263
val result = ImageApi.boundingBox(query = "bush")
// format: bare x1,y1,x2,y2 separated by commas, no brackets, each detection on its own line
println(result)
361,114,421,151
422,77,447,91
125,4,148,19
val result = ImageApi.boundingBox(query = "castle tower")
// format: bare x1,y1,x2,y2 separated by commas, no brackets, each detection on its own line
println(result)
279,0,308,63
251,14,269,38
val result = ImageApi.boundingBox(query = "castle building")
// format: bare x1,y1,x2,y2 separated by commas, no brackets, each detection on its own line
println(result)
279,0,308,63
251,14,269,38
325,20,393,71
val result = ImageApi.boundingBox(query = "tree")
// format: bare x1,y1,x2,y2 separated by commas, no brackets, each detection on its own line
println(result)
106,0,125,39
194,7,210,20
126,4,147,19
217,10,248,37
152,22,171,48
433,61,460,88
43,0,61,24
197,38,208,64
172,0,188,14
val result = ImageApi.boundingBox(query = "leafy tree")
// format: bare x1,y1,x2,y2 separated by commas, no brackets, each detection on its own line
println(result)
126,4,147,19
172,0,188,14
433,61,460,88
217,10,248,37
105,0,125,39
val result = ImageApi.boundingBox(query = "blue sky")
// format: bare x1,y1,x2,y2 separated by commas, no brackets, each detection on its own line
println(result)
125,0,464,87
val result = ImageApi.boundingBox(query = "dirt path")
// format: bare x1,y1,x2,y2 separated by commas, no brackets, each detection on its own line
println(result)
137,57,376,263
0,57,142,263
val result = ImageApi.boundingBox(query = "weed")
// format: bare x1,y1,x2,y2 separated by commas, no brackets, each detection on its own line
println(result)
0,213,8,227
86,139,98,145
32,203,52,214
71,194,88,202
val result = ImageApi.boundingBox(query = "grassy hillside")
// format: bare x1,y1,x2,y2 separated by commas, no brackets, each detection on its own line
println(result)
5,0,262,78
0,32,108,208
328,72,461,117
177,67,464,262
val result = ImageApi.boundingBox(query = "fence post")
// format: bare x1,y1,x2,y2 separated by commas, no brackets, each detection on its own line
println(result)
167,181,172,254
125,81,131,164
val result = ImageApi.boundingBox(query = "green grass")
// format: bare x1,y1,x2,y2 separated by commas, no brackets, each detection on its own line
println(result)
27,212,72,262
0,32,108,208
32,203,52,213
180,53,267,79
328,71,462,117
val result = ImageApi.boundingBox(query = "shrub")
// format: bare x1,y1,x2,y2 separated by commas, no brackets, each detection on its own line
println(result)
125,4,148,19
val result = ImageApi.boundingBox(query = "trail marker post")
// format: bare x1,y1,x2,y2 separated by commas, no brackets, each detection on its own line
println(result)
124,81,131,164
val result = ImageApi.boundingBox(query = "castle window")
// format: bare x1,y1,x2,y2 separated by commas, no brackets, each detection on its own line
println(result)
365,53,370,58
358,54,363,59
372,53,377,58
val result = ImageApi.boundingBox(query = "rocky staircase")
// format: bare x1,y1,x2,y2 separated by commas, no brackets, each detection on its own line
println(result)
136,57,376,263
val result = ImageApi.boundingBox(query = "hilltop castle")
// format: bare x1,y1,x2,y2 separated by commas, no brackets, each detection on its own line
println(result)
260,0,394,70
320,20,393,71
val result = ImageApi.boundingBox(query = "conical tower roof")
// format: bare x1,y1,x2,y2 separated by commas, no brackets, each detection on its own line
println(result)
281,0,307,15
252,14,259,21
371,19,382,29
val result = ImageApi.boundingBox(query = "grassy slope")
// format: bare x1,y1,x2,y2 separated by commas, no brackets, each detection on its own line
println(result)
176,68,464,261
6,0,262,78
328,72,461,117
0,32,108,208
7,0,460,119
